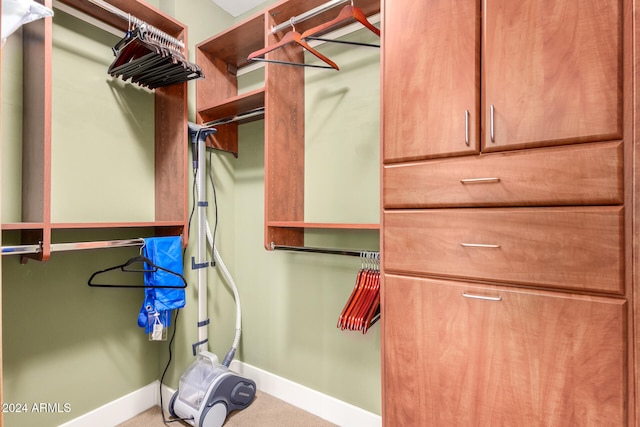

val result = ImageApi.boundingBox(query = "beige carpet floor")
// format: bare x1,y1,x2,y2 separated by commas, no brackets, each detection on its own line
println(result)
116,390,338,427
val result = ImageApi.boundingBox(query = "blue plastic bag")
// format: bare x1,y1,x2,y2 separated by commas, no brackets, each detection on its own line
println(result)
137,236,186,333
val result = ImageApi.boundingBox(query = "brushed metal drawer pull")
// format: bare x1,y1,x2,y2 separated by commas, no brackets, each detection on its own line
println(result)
460,177,501,184
460,243,501,248
462,292,502,301
465,110,470,146
490,104,495,142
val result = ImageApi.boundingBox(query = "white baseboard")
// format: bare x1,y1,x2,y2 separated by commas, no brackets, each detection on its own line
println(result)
58,381,160,427
61,361,381,427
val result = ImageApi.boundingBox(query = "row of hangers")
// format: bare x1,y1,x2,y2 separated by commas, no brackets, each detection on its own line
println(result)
337,252,380,334
248,1,380,71
108,18,203,89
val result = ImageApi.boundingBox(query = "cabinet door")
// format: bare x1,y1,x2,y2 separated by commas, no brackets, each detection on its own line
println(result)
383,274,627,427
382,0,480,163
483,0,623,152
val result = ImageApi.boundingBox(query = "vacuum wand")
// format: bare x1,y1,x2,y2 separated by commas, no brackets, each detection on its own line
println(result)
188,121,216,356
187,121,242,365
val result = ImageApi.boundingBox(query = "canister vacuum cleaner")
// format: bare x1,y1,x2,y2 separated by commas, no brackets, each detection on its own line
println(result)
168,122,256,427
168,351,255,427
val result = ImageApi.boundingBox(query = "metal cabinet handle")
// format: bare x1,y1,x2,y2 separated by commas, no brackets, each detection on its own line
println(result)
460,243,501,248
462,292,502,301
465,110,470,146
460,177,501,184
490,104,495,142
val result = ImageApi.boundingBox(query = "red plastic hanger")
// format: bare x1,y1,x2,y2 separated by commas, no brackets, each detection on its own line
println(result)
337,252,380,333
338,267,366,329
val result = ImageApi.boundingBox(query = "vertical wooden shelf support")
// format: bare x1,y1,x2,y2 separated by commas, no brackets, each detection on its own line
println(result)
263,8,305,249
22,0,53,261
154,82,189,246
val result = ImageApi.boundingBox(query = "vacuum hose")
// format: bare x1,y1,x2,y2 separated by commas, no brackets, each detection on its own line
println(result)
214,246,242,367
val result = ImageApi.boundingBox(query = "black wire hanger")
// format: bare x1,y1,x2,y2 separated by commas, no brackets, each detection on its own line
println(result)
88,255,187,289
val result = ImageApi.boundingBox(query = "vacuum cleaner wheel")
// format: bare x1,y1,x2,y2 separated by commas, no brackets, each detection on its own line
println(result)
200,402,227,427
168,390,179,418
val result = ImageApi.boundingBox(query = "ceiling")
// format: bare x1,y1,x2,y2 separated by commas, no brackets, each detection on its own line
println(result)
212,0,267,17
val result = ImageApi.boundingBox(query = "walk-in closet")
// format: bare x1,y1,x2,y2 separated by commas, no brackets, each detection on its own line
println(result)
1,0,380,426
3,0,640,426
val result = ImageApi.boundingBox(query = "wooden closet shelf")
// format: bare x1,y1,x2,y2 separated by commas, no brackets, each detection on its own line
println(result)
197,12,265,69
198,88,265,124
268,221,379,230
2,221,185,231
2,223,45,230
50,221,185,229
58,0,185,37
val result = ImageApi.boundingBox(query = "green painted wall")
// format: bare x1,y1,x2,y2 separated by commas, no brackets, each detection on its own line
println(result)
50,11,156,223
231,121,381,411
304,29,380,224
1,1,381,425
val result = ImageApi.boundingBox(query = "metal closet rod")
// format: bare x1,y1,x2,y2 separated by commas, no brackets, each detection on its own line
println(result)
203,107,265,127
84,0,185,49
271,0,351,34
271,243,379,258
1,238,145,256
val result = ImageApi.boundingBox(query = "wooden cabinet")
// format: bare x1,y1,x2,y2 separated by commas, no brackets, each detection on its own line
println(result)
384,274,627,427
381,0,633,425
483,0,623,152
382,0,480,162
383,0,623,163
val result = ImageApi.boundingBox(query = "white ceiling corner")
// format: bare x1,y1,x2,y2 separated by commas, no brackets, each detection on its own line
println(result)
212,0,266,17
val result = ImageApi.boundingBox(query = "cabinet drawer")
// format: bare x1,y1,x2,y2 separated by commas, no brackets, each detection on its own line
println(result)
383,207,624,294
383,274,626,426
384,141,623,208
